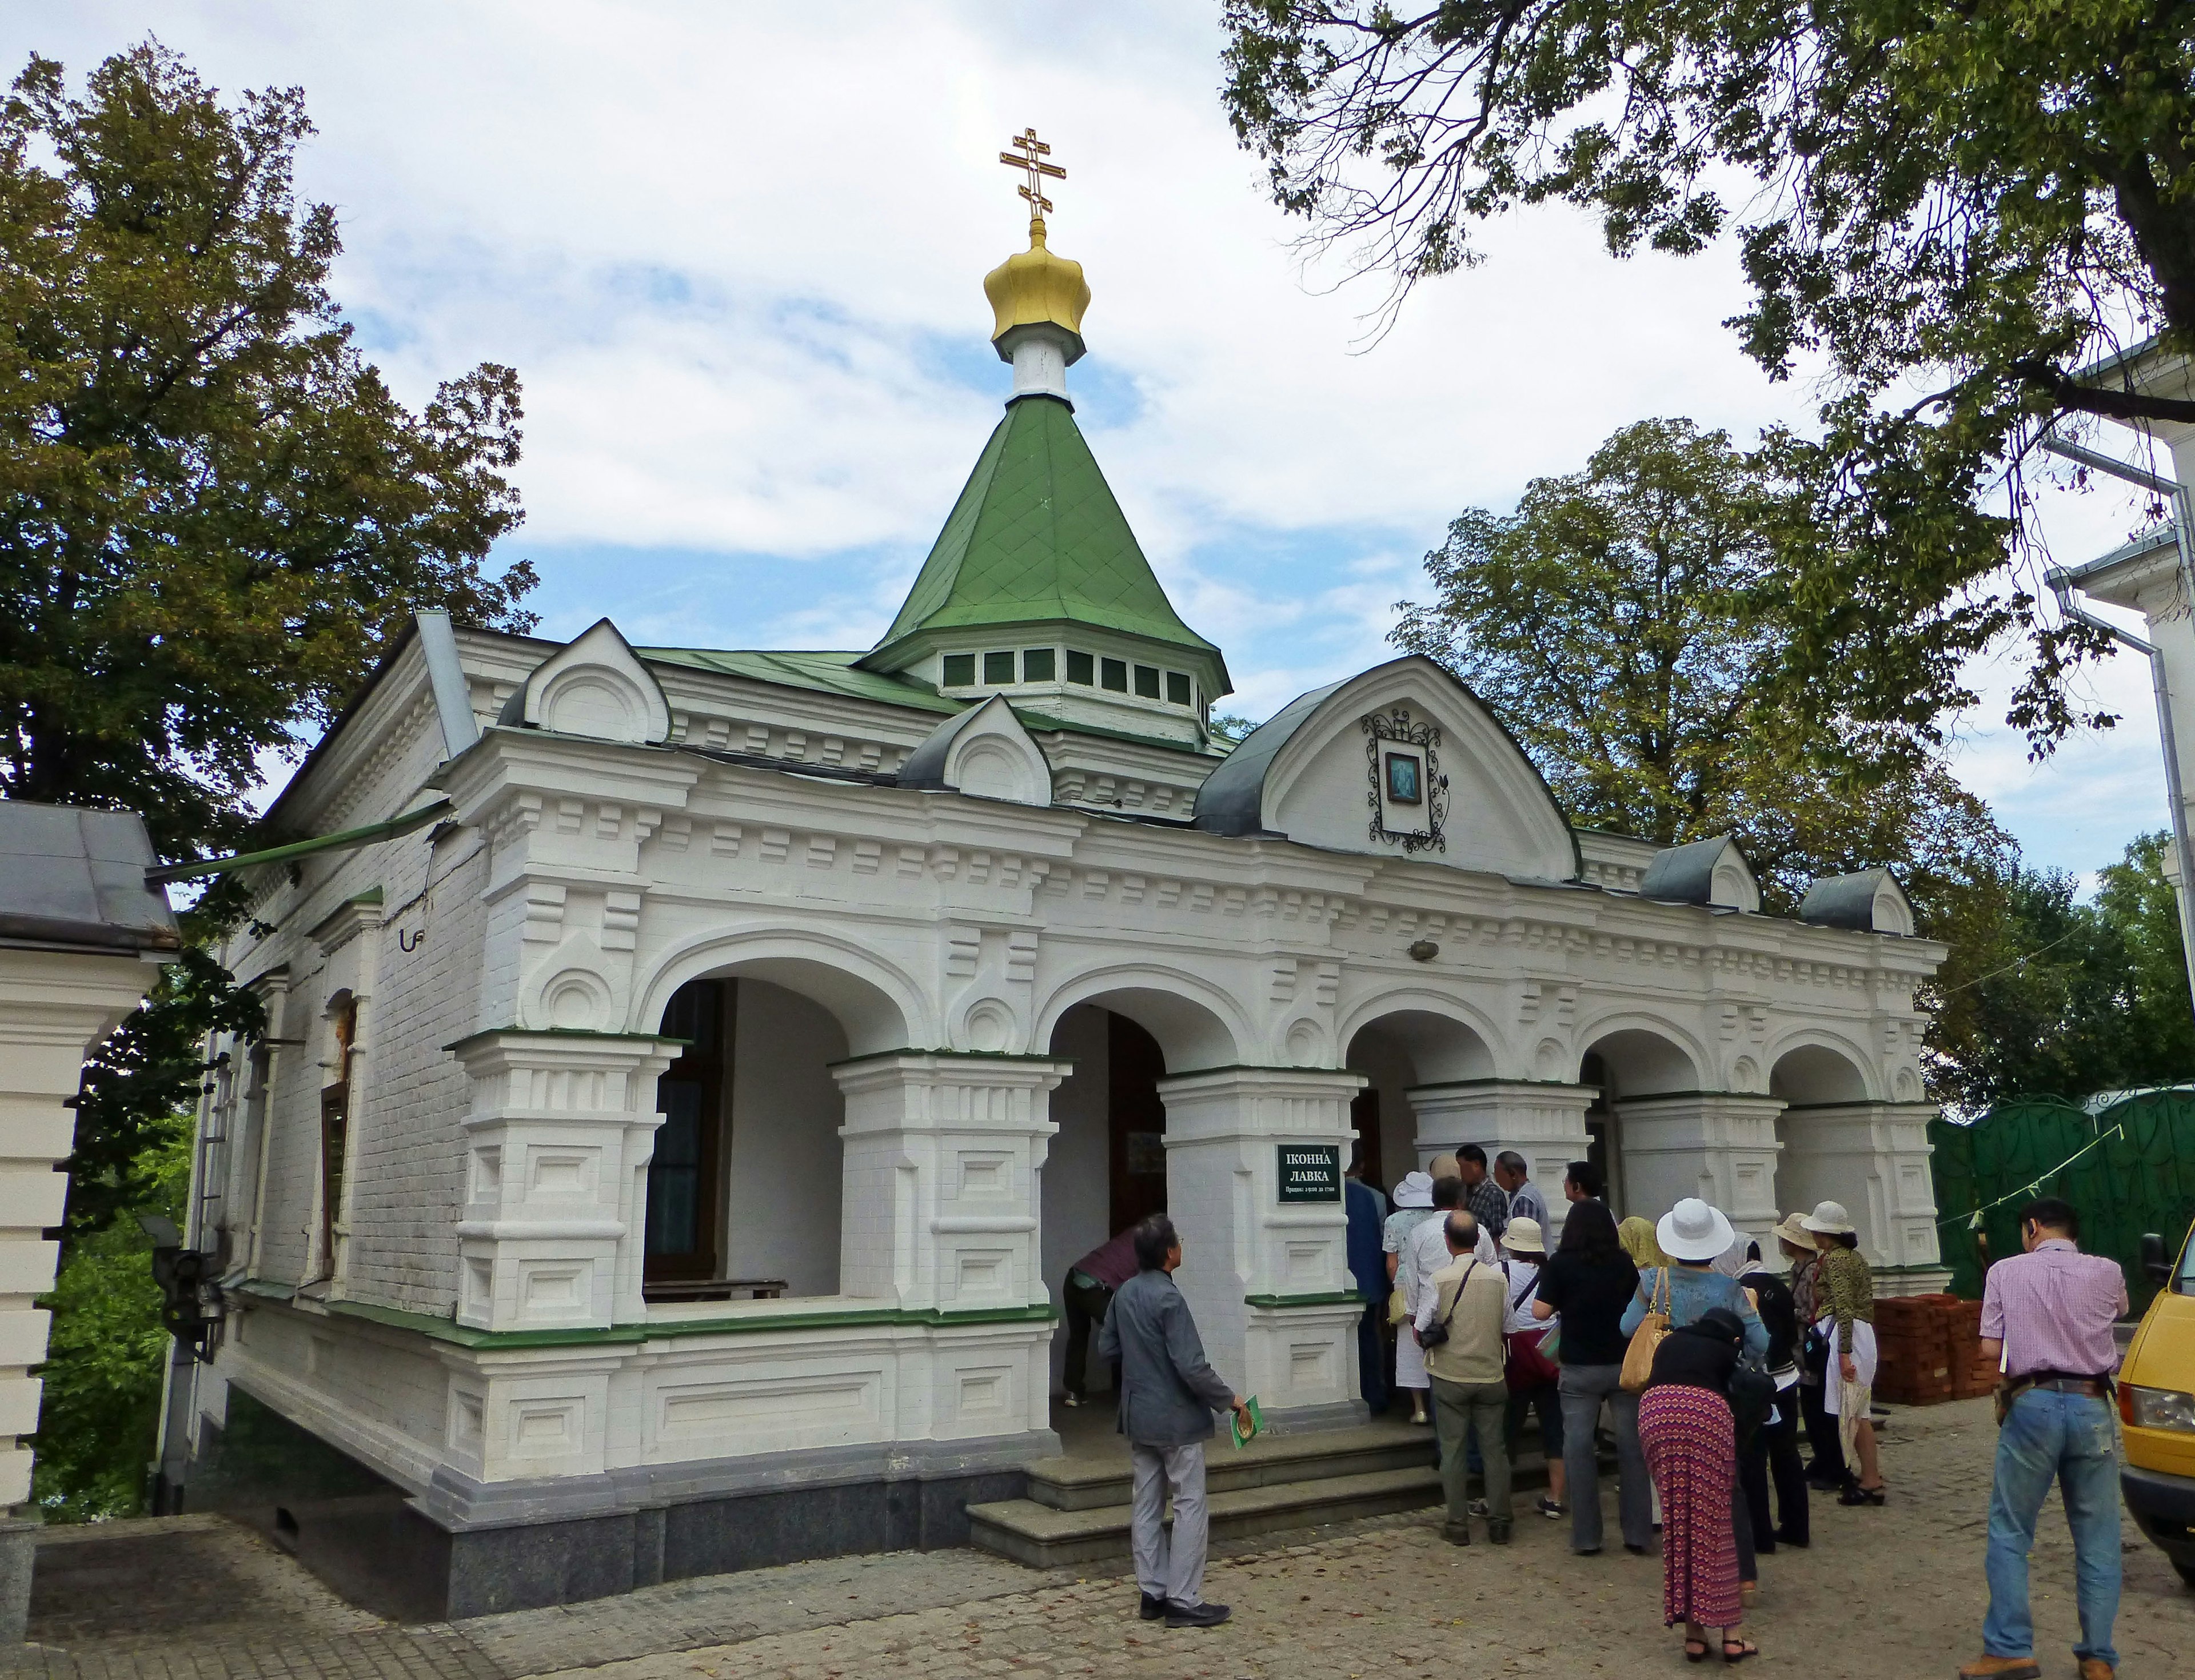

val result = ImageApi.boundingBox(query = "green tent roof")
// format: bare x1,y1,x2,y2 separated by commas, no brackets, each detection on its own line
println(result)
863,394,1227,686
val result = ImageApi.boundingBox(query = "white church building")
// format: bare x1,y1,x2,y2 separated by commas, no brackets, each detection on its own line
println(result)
167,201,1947,1617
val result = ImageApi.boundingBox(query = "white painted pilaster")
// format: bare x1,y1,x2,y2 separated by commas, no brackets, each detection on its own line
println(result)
452,1029,681,1332
1406,1080,1595,1230
1614,1093,1787,1251
1155,1067,1366,1423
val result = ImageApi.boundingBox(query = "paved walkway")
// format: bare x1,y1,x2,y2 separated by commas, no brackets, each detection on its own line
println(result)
9,1399,2189,1679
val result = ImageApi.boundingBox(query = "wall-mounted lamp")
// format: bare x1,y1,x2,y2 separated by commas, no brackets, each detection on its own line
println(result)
1407,939,1439,962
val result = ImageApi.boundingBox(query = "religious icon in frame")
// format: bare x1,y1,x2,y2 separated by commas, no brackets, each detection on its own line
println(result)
1384,750,1422,805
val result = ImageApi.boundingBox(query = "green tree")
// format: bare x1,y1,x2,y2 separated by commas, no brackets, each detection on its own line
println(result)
31,1116,189,1521
1,42,536,864
1391,417,2012,905
1220,1,2194,756
1,42,538,1246
1928,832,2195,1113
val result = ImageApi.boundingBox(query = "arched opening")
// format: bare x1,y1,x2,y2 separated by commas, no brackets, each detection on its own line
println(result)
1040,987,1239,1404
1341,1008,1496,1196
1579,1026,1701,1220
641,957,907,1304
1771,1043,1875,1237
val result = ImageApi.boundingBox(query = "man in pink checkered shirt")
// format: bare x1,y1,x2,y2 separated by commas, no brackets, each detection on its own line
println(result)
1959,1198,2128,1680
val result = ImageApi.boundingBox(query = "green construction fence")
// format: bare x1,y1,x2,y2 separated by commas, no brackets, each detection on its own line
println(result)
1930,1089,2195,1312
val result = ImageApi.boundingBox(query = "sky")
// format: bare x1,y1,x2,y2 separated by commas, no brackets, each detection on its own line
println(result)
15,2,2180,883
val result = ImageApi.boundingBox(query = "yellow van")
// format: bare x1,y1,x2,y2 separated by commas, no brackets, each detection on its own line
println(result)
2124,1226,2195,1587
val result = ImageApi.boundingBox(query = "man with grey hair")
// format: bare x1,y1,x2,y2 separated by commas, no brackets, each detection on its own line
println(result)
1415,1208,1513,1543
1097,1212,1254,1629
1495,1151,1547,1230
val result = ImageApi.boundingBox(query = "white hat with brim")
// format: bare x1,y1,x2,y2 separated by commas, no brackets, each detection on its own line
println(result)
1799,1199,1857,1235
1657,1198,1738,1263
1503,1215,1546,1255
1394,1171,1434,1210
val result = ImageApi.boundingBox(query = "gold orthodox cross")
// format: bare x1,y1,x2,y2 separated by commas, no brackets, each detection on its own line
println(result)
999,127,1065,217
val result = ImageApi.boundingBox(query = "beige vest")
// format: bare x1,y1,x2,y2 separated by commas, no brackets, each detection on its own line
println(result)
1422,1256,1508,1386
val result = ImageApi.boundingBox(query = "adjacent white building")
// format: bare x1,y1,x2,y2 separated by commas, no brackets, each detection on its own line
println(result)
167,210,1947,1617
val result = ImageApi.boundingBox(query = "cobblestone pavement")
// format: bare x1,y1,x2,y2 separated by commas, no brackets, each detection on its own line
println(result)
9,1400,2189,1679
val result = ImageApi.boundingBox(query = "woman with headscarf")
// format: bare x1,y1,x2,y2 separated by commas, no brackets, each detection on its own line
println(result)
1618,1215,1669,1271
1384,1170,1440,1424
1637,1306,1759,1663
1802,1200,1885,1503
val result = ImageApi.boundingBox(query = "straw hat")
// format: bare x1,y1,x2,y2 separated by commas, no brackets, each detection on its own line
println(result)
1799,1199,1857,1235
1772,1211,1815,1250
1394,1170,1434,1210
1657,1197,1737,1263
1502,1215,1546,1255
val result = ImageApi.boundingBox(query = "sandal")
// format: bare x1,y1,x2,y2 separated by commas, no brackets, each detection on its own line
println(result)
1722,1637,1758,1664
1684,1638,1710,1663
1838,1482,1887,1506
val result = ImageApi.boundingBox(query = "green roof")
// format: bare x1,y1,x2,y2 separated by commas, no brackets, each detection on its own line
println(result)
862,394,1228,686
640,648,960,714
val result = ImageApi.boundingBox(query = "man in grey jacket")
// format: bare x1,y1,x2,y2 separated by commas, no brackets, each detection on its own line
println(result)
1096,1212,1253,1629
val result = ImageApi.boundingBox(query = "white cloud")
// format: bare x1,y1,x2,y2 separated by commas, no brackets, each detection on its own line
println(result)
16,1,2180,875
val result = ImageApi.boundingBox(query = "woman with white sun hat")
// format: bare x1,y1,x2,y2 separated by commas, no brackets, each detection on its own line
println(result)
1801,1199,1885,1504
1622,1200,1772,1602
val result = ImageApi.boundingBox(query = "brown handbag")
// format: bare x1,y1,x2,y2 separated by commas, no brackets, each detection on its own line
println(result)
1619,1267,1673,1392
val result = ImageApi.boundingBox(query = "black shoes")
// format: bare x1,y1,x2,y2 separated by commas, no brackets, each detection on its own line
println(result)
1488,1519,1514,1546
1139,1593,1166,1621
1624,1542,1651,1555
1442,1522,1471,1546
1164,1600,1232,1629
1774,1528,1810,1549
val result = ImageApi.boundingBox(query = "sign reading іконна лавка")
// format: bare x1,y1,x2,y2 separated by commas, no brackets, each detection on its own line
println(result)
1276,1143,1341,1203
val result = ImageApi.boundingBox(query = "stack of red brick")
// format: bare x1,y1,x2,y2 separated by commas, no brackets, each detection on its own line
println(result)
1871,1294,1991,1406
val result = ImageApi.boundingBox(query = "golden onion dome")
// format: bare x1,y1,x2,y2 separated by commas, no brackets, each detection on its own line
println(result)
983,218,1091,349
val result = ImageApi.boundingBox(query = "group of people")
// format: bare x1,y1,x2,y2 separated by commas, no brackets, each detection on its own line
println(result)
1349,1153,1891,1664
1068,1161,2131,1678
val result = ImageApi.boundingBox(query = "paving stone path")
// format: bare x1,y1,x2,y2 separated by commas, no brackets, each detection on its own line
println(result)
8,1400,2189,1679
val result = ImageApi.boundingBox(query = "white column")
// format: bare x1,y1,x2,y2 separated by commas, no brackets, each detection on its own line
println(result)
0,945,164,1637
1779,1100,1945,1288
1613,1094,1786,1252
1406,1080,1595,1230
452,1029,680,1332
1155,1067,1367,1427
831,1053,1069,1441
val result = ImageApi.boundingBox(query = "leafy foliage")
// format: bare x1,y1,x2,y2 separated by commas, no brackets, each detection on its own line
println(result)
1927,832,2195,1115
0,42,536,864
31,1116,190,1522
1391,416,2014,905
1220,1,2195,753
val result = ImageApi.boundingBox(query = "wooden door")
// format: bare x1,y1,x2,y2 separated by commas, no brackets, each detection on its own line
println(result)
1107,1013,1169,1234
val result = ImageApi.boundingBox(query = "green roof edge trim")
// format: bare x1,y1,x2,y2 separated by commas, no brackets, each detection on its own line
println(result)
1244,1291,1364,1309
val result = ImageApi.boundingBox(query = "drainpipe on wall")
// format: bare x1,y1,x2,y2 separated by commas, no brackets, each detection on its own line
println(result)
2042,432,2195,1020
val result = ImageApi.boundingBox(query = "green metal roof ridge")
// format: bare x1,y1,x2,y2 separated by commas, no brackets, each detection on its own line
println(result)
862,396,1226,680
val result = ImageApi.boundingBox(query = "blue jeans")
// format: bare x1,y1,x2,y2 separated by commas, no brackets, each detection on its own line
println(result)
1983,1388,2120,1667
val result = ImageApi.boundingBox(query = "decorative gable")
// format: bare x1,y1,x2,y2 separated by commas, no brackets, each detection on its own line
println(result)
506,619,672,745
1191,657,1577,880
897,695,1052,805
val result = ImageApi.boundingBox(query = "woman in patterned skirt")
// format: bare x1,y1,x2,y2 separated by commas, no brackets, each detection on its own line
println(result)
1638,1307,1758,1664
